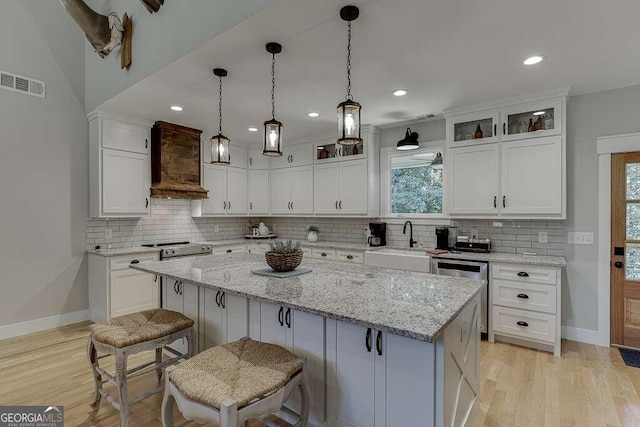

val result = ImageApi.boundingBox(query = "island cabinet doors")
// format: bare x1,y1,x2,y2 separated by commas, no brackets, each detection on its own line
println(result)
326,320,437,427
249,301,327,424
200,288,249,350
163,279,199,354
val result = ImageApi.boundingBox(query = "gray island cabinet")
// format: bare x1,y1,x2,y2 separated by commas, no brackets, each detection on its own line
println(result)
131,253,484,427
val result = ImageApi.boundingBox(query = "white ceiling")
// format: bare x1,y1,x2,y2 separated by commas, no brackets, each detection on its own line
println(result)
101,0,640,146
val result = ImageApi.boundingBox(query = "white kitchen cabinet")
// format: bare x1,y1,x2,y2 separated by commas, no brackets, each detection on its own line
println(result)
89,252,160,322
163,279,199,355
202,288,249,350
248,169,270,214
256,302,326,423
447,109,500,147
314,138,367,163
447,144,500,215
501,136,562,215
271,165,313,214
212,245,246,254
500,98,562,142
88,111,152,218
197,165,247,216
270,143,314,169
314,159,367,215
201,139,247,168
248,149,270,170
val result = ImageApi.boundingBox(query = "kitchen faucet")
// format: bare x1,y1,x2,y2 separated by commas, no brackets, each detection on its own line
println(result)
403,220,417,248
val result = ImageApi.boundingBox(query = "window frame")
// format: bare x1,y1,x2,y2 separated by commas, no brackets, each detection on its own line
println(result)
380,144,447,219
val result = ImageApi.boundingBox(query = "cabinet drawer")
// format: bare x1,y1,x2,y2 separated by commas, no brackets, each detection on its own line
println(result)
109,254,159,271
493,279,556,314
213,245,247,254
312,249,337,261
336,251,363,264
493,306,556,343
491,263,557,285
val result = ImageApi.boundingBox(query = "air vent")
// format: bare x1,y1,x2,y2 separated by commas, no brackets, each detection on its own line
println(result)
413,113,438,120
0,70,45,98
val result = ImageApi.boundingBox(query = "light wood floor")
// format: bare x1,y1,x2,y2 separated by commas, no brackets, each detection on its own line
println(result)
2,323,640,426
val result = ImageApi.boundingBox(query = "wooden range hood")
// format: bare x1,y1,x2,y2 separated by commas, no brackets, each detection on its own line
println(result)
150,121,208,200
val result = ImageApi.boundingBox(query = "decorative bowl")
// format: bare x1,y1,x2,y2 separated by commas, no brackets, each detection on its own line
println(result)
265,251,303,272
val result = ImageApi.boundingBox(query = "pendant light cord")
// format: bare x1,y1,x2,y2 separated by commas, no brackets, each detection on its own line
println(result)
218,75,223,133
346,21,353,101
271,53,276,119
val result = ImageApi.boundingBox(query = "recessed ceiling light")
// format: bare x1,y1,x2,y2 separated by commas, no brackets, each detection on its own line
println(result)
170,105,183,112
248,127,258,132
308,112,320,118
533,111,546,116
393,89,408,97
523,55,546,65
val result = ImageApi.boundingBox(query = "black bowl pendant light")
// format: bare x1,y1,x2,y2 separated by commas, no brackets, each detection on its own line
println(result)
396,127,420,150
211,68,230,165
262,42,284,157
337,6,362,146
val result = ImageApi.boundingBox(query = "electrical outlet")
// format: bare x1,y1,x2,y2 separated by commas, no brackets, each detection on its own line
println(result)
538,232,548,243
567,232,594,245
105,228,112,239
214,225,219,233
471,229,478,238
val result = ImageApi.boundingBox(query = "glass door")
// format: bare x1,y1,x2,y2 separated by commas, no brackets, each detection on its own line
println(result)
611,152,640,347
448,110,500,147
315,140,338,163
500,99,562,142
338,139,366,160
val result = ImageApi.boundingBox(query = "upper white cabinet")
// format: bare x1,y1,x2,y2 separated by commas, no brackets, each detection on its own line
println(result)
88,111,152,218
248,149,269,170
271,143,314,169
248,169,270,214
315,159,369,215
314,137,368,163
444,90,567,219
201,139,247,168
195,164,247,216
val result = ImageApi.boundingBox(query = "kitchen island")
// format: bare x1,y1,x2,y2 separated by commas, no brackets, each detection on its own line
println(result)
131,253,484,427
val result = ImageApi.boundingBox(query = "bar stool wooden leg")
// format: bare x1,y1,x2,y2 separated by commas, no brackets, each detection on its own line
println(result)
86,336,102,410
161,368,176,427
115,348,129,427
220,397,238,427
155,348,163,383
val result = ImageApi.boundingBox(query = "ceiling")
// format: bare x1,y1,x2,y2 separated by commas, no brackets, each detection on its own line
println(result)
101,0,640,146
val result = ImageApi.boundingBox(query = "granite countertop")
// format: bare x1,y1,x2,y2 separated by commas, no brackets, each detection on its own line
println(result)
196,239,371,252
131,253,484,343
87,247,161,257
430,251,566,267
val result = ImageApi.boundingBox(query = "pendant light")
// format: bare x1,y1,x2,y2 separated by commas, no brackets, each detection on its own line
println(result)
210,68,230,165
430,152,444,170
396,128,420,151
262,42,283,157
337,5,362,146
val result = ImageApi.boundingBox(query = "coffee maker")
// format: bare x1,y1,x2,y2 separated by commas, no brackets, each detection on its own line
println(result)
435,227,449,250
368,222,387,247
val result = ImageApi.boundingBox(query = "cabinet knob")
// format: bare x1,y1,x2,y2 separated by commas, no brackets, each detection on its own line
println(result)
226,249,232,253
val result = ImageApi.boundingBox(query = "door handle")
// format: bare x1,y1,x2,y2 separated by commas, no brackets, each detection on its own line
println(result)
494,124,497,136
517,272,529,277
291,201,293,210
228,201,231,210
517,321,529,327
145,138,148,149
250,202,253,210
339,200,342,210
249,157,253,166
285,308,291,328
336,200,338,210
494,196,497,208
503,195,506,208
223,201,227,210
215,291,221,307
517,293,529,299
180,282,183,295
376,330,383,356
173,281,178,294
146,198,149,208
365,328,372,352
221,292,225,309
278,306,284,326
615,261,624,269
503,123,506,135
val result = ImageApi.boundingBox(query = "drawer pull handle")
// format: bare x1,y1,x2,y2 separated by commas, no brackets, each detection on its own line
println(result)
285,308,291,328
347,255,354,259
365,328,372,352
517,272,529,277
321,253,327,257
215,291,221,307
278,306,284,326
517,321,529,327
517,293,529,299
130,260,140,264
226,249,232,253
376,330,383,356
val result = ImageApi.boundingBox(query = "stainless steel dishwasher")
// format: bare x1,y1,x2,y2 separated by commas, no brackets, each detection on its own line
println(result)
431,258,489,336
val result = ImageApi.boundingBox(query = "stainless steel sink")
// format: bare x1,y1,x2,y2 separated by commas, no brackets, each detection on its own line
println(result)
364,248,431,273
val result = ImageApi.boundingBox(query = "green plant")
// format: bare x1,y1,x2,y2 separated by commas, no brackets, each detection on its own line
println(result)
267,240,302,254
306,225,320,233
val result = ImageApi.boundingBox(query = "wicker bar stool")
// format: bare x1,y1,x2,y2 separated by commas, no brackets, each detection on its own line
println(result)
87,308,196,427
162,337,310,427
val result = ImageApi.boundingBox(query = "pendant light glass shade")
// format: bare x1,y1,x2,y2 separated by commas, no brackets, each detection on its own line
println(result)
396,127,420,151
211,68,230,165
337,6,363,146
430,152,444,169
263,119,283,156
337,99,362,146
263,42,283,157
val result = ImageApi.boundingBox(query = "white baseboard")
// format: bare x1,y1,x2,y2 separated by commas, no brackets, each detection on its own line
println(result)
561,325,605,346
0,310,90,340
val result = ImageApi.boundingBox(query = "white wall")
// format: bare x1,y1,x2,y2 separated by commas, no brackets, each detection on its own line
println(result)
84,0,277,111
0,1,88,327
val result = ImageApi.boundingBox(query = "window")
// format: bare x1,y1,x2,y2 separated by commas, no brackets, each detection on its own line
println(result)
381,147,444,217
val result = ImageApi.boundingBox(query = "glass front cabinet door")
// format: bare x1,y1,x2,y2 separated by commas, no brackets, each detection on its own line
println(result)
448,110,500,147
500,98,562,142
